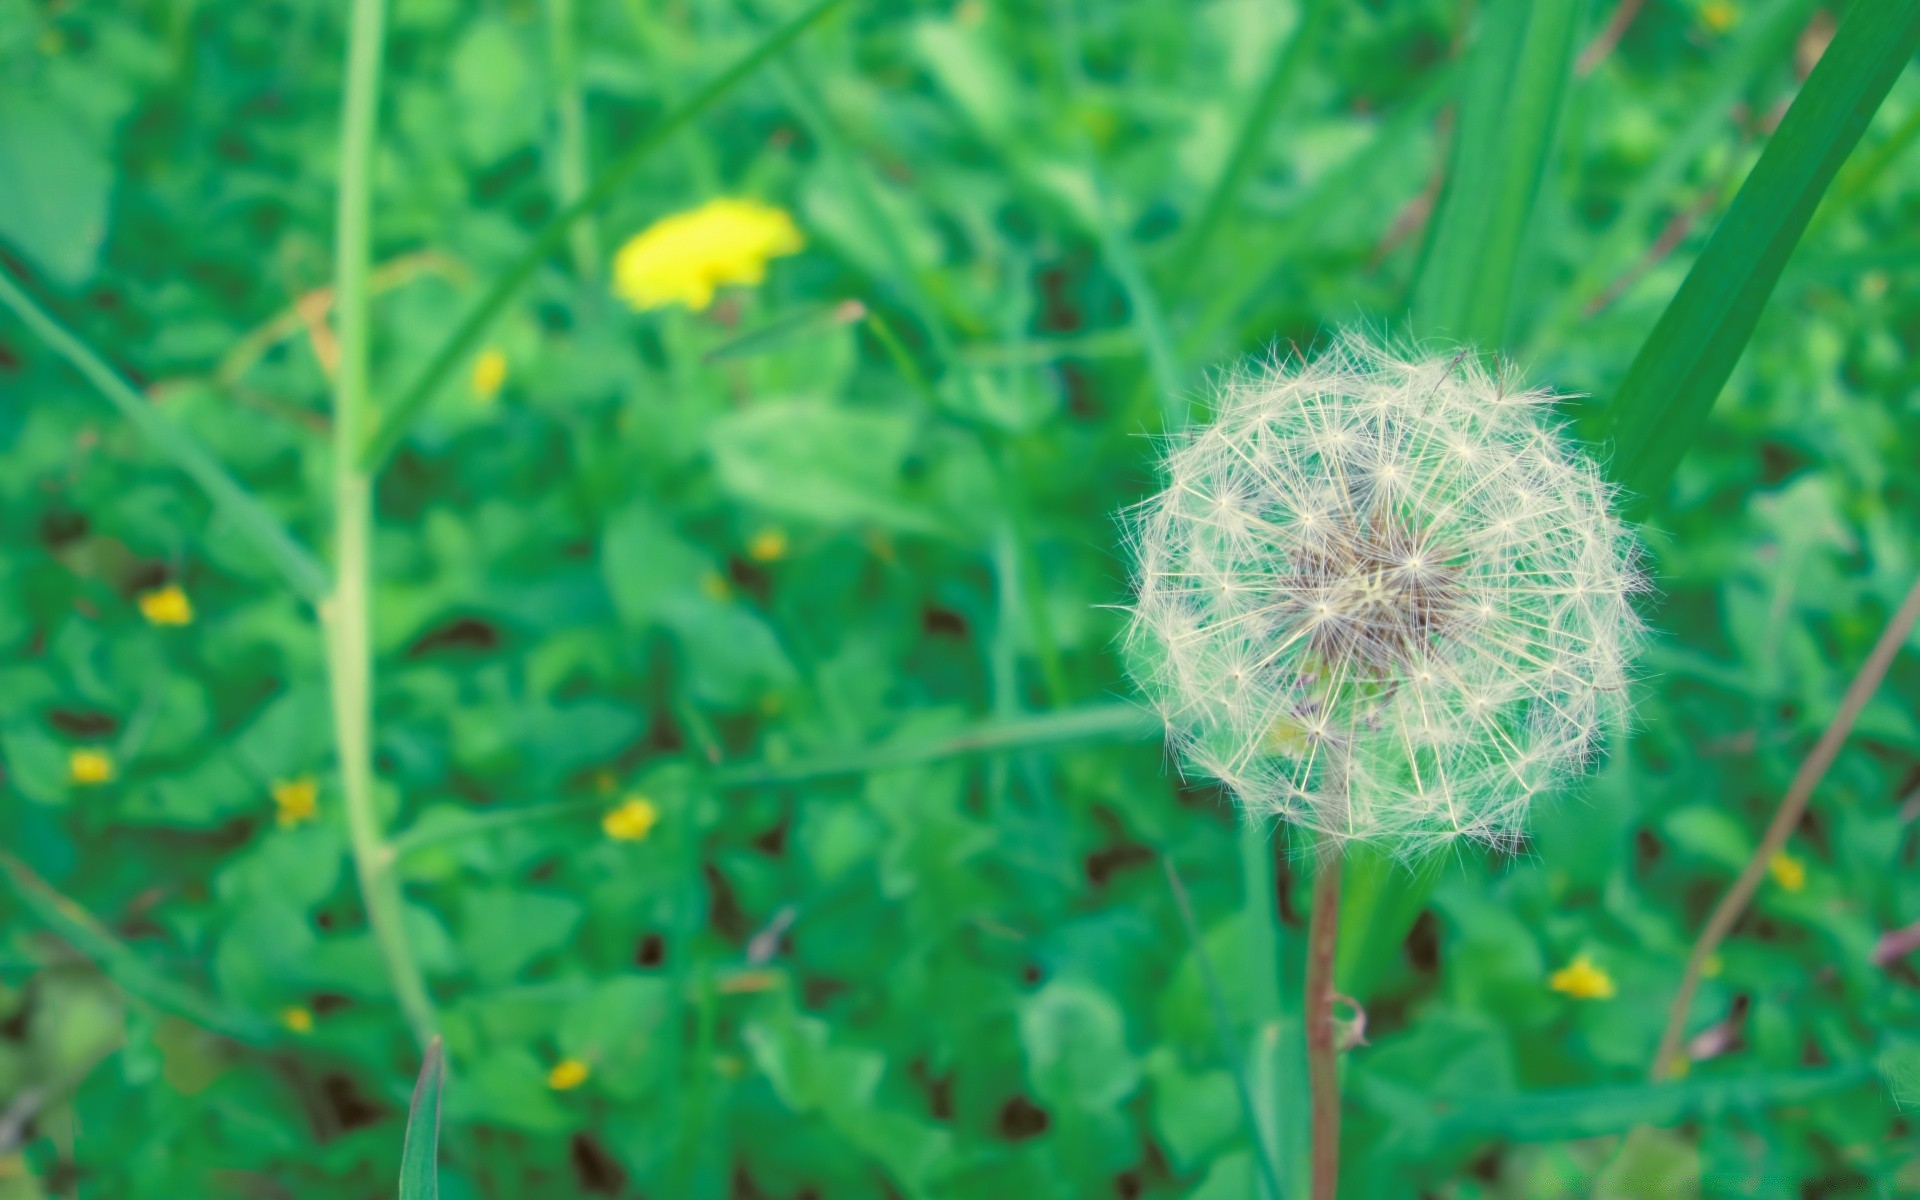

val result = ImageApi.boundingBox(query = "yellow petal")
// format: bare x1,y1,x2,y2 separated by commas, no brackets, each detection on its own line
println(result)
602,796,660,842
280,1006,314,1033
138,585,194,626
611,198,804,312
1549,954,1616,1000
273,776,320,828
69,749,114,785
470,347,509,402
547,1058,591,1090
1768,851,1805,893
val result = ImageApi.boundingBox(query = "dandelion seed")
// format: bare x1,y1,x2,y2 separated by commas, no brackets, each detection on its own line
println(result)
603,796,659,842
611,198,803,312
1768,851,1806,892
69,749,114,785
1549,954,1616,1000
470,347,509,403
1123,333,1644,855
548,1058,591,1090
138,584,193,626
273,777,319,828
280,1006,314,1033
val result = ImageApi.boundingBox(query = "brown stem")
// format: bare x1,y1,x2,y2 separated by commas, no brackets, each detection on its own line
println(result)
1650,572,1920,1080
1307,850,1344,1200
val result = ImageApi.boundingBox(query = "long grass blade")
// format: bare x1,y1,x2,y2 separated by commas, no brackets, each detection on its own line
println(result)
1595,0,1920,505
1164,855,1289,1200
397,1037,446,1200
359,0,847,470
0,851,279,1046
1174,0,1335,285
0,269,331,604
1409,0,1582,350
388,702,1160,858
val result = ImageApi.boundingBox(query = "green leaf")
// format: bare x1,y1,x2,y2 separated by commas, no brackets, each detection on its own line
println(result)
1019,980,1140,1110
1409,0,1581,350
1595,0,1920,505
0,91,113,286
708,402,931,531
398,1037,445,1200
361,0,850,471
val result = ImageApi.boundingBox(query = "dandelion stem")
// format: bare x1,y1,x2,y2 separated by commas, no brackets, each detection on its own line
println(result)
1650,572,1920,1080
1305,850,1343,1200
330,0,437,1051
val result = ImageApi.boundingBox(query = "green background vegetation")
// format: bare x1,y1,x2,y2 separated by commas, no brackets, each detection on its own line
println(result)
3,0,1919,1196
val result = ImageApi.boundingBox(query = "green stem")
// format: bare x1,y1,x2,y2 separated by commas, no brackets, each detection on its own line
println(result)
330,0,436,1051
547,0,599,283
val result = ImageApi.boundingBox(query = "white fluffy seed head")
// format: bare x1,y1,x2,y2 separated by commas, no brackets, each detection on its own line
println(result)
1123,333,1646,857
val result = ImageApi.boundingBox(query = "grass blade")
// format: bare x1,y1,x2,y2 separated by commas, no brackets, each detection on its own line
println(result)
359,0,847,471
0,851,279,1046
1409,0,1582,350
388,702,1159,858
0,269,331,604
1164,854,1289,1200
1595,0,1920,505
398,1037,446,1200
1174,0,1335,287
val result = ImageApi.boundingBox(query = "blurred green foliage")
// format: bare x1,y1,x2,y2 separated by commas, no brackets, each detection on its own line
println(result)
2,0,1919,1197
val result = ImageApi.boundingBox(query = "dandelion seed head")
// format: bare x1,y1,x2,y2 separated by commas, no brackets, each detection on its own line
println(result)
1123,333,1645,856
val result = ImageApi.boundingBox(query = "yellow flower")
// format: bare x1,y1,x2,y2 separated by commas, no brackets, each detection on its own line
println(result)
138,584,193,626
611,198,803,312
273,777,319,828
547,1058,590,1090
69,749,114,785
1549,954,1616,1000
1701,1,1738,32
470,347,509,403
280,1006,314,1034
1769,851,1806,893
747,528,789,562
603,796,660,842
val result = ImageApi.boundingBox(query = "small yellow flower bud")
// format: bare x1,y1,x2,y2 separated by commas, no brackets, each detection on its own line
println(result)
69,749,114,785
603,796,660,842
138,584,194,626
547,1058,590,1090
470,347,509,403
280,1006,315,1033
1548,954,1616,1000
1768,851,1805,893
273,777,319,828
747,528,789,562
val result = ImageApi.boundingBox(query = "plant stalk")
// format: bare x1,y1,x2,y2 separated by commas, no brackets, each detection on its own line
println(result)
331,0,437,1051
1306,850,1343,1200
1650,571,1920,1079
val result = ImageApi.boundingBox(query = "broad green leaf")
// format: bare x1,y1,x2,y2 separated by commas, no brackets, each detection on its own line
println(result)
1019,980,1140,1110
1409,0,1582,350
398,1038,446,1200
1596,0,1920,505
708,402,931,531
0,92,112,286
